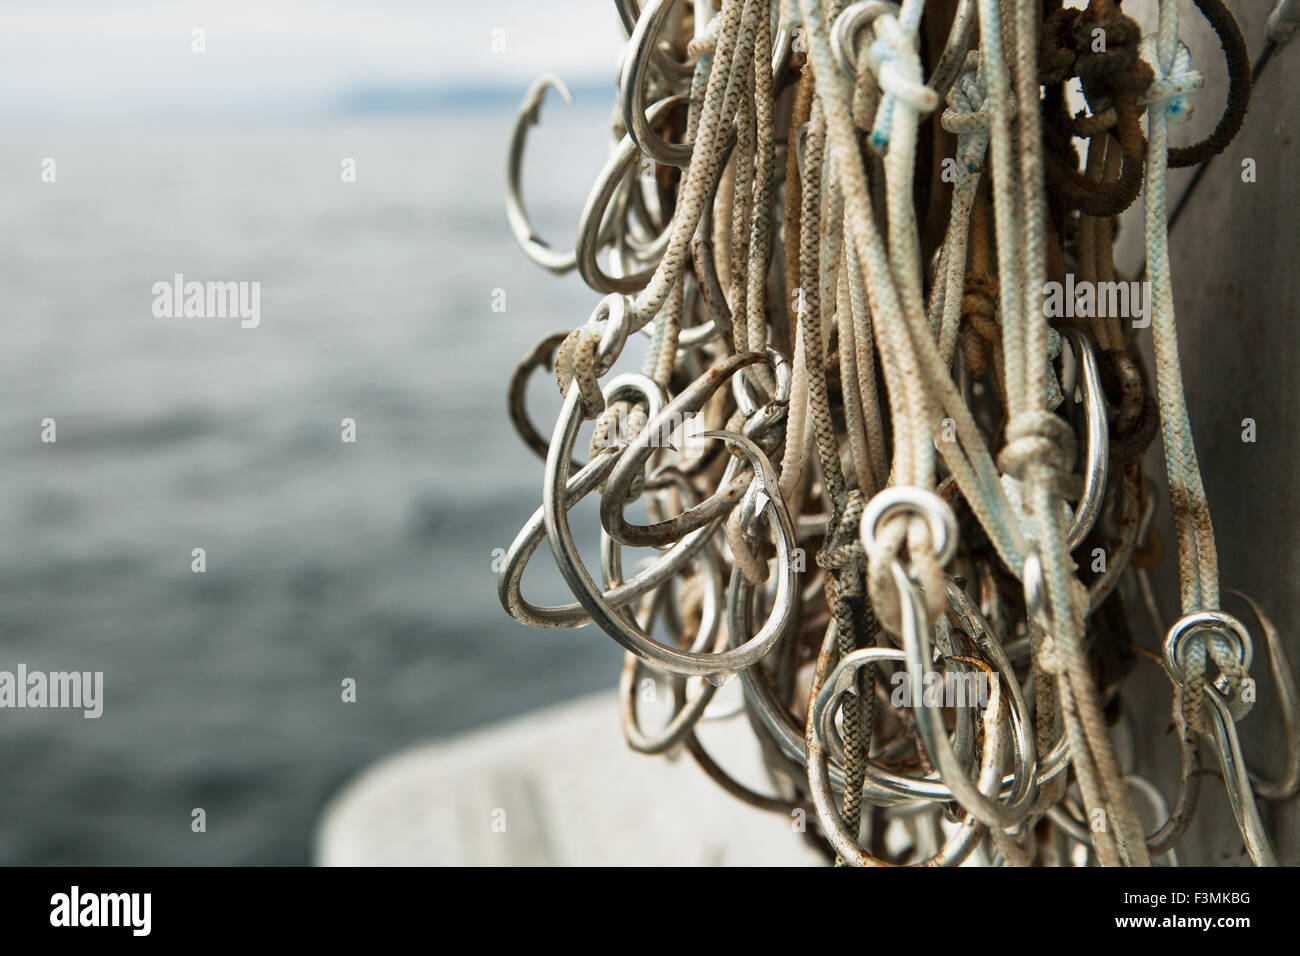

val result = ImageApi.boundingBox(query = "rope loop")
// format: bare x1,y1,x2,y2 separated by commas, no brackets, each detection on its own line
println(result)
555,327,606,419
1164,611,1255,733
554,293,630,420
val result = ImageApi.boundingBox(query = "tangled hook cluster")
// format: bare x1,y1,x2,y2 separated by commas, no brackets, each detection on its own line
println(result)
498,0,1294,867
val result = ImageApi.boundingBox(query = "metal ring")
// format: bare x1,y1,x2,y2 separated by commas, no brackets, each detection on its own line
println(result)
1163,610,1253,693
860,486,958,567
830,0,900,78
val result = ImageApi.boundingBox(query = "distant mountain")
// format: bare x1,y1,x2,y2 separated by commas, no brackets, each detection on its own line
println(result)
336,80,612,115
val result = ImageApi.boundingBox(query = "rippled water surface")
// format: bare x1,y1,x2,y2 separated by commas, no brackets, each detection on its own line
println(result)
0,103,627,864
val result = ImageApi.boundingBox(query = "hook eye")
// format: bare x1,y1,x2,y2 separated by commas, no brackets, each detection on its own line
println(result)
731,347,792,416
586,293,632,376
830,0,901,77
1163,610,1253,697
860,486,958,568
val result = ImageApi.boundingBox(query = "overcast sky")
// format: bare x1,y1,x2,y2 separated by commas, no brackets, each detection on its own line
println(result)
0,0,624,123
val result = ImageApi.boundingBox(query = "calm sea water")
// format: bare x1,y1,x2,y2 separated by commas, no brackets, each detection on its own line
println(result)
0,101,627,864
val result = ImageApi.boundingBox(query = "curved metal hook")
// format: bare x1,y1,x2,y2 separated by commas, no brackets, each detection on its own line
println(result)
601,351,772,548
830,0,970,112
807,643,1001,866
621,0,695,168
506,75,580,274
893,563,1033,831
1204,690,1279,867
1061,328,1110,551
617,487,729,753
544,371,797,677
1126,774,1181,867
928,0,977,103
1226,589,1300,801
577,95,685,294
730,560,1070,805
507,331,581,468
621,0,795,168
499,374,725,629
614,0,695,77
944,579,1040,813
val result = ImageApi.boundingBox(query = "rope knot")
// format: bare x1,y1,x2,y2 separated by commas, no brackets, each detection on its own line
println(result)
942,60,991,175
864,14,938,149
1166,612,1255,735
817,493,867,594
941,57,989,135
1180,632,1250,733
942,53,1009,172
1139,35,1203,123
817,539,866,599
962,273,999,340
998,410,1080,500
